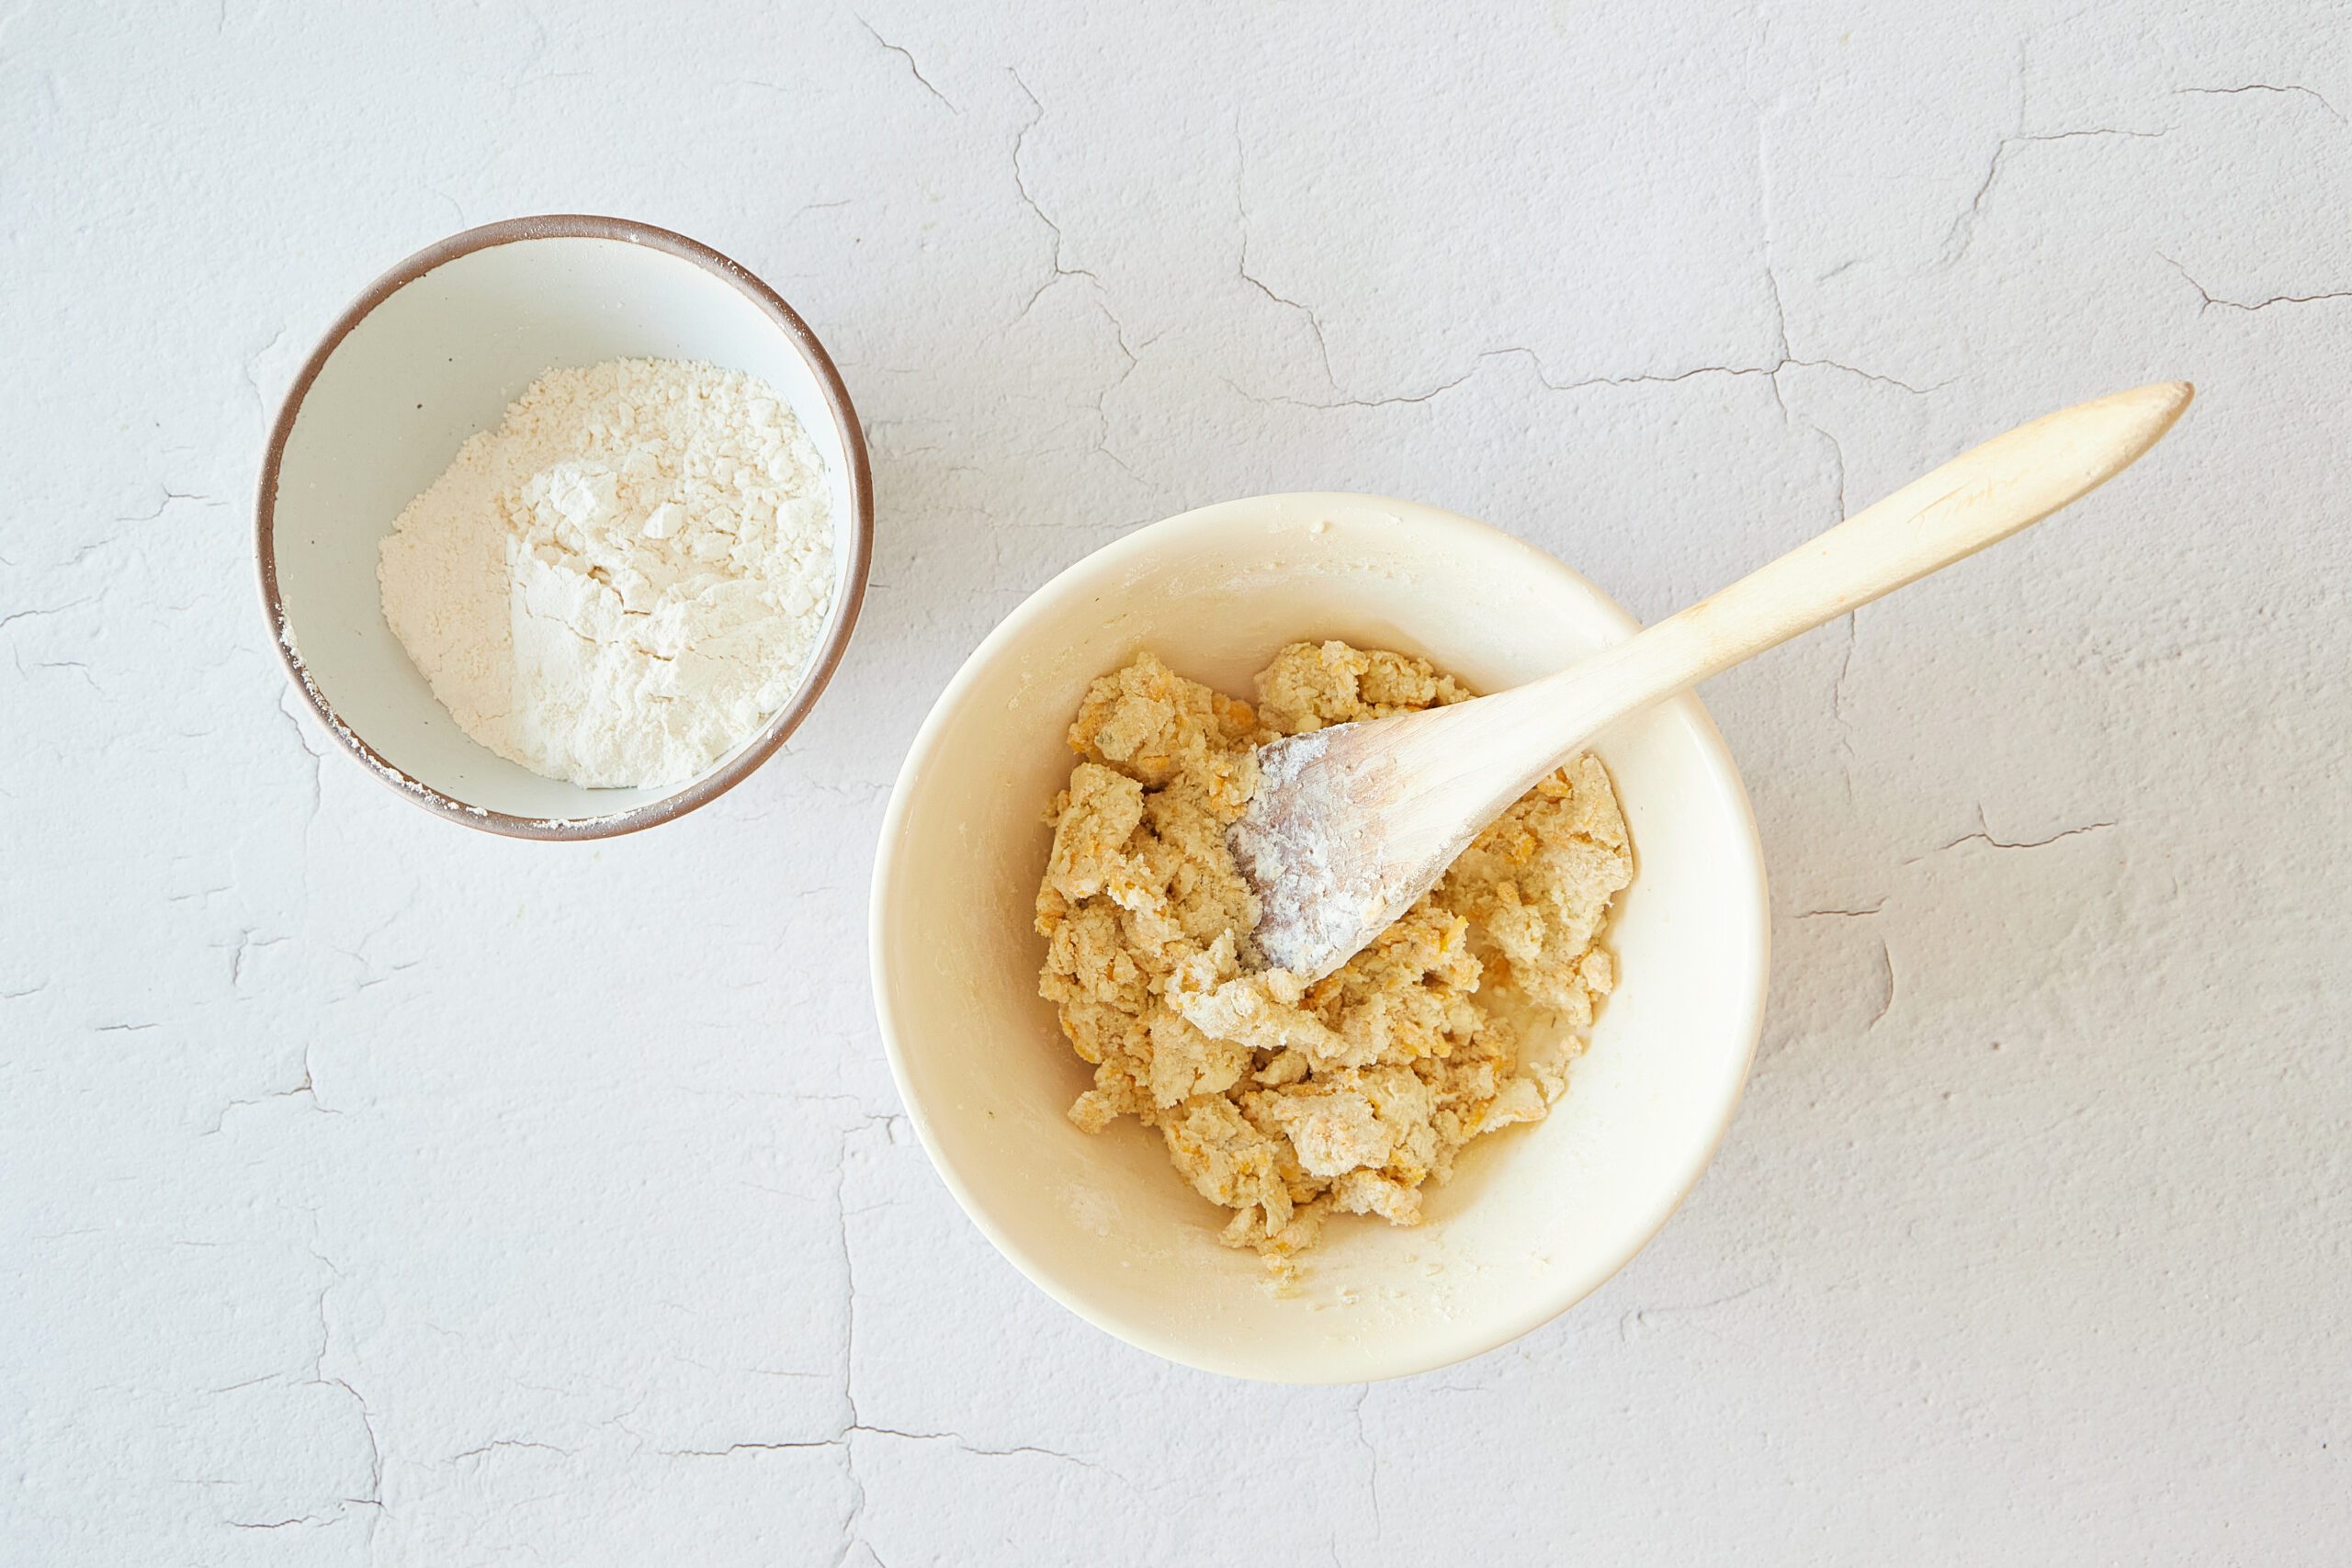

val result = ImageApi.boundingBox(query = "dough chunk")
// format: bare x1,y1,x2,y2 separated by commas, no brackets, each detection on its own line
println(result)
1036,643,1633,1274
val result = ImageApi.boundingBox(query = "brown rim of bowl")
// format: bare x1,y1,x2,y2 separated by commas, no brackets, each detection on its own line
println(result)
254,214,875,841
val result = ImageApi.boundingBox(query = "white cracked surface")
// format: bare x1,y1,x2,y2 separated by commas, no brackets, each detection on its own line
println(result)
5,3,2347,1562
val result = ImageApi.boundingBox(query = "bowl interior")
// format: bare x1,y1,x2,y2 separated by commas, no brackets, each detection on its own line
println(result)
266,228,864,823
873,495,1769,1382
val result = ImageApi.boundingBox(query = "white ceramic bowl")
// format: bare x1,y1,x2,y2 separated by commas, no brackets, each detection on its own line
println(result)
258,216,873,838
871,494,1770,1382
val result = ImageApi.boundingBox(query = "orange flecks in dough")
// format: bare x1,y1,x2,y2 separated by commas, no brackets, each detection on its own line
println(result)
1035,643,1632,1273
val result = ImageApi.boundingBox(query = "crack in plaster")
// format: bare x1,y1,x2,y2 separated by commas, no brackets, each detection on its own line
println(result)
1938,46,2174,270
831,1123,870,1563
208,1044,337,1134
1798,899,1887,919
112,488,217,526
660,1426,1117,1475
208,1373,277,1393
1759,265,1796,418
1868,938,1896,1032
0,594,100,631
1769,199,1863,797
230,930,290,988
2159,252,2352,313
1916,808,2117,860
1829,608,1860,790
1234,116,1337,389
27,656,100,691
1940,128,2169,268
450,1438,575,1463
854,15,956,113
1619,1276,1778,1339
675,1353,832,1382
1007,68,1100,322
2174,83,2344,123
276,685,324,826
1817,421,1850,517
243,321,291,412
798,1121,1147,1557
296,1240,385,1539
1086,312,1147,480
1240,344,1942,414
320,1376,385,1517
335,886,423,991
353,958,421,992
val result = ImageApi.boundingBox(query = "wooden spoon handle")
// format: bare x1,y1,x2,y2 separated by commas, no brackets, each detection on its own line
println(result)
1494,380,2194,787
1237,383,2193,981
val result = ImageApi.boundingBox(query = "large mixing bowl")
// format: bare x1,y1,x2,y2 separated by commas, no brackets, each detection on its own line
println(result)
871,493,1768,1382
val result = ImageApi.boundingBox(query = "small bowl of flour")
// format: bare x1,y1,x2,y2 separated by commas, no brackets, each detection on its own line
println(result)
258,217,871,836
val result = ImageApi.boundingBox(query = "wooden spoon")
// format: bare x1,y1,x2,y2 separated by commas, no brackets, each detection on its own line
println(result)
1230,381,2194,981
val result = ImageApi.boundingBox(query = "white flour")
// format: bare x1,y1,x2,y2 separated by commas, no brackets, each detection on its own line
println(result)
378,358,836,788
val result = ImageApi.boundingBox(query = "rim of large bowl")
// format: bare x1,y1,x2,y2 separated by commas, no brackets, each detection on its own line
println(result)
254,213,875,840
868,492,1770,1383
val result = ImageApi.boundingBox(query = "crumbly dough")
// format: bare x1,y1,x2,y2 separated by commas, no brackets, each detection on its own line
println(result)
1035,641,1633,1272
